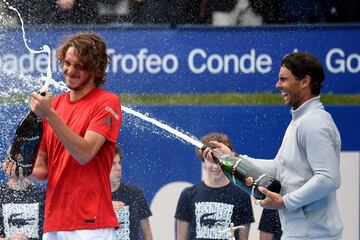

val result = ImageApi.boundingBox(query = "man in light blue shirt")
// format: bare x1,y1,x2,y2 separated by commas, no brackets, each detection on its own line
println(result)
202,52,343,240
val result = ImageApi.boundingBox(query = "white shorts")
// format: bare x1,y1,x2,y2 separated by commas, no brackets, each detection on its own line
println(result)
43,228,115,240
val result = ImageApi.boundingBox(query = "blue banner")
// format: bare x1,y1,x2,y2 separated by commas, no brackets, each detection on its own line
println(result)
0,104,359,239
1,104,359,193
0,25,359,94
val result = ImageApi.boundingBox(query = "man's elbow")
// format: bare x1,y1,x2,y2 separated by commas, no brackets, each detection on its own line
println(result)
76,153,96,165
328,171,341,190
334,176,341,190
320,173,341,191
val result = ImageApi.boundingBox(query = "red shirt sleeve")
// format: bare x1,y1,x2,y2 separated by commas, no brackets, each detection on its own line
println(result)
87,94,122,143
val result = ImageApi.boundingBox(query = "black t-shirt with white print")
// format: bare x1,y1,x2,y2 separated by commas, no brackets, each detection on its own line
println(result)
112,183,152,240
0,184,45,240
175,181,254,240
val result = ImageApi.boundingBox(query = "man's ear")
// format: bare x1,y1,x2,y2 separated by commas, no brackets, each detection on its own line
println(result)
302,75,311,89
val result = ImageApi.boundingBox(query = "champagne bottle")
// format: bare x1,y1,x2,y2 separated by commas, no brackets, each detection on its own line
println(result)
203,146,281,200
6,91,45,176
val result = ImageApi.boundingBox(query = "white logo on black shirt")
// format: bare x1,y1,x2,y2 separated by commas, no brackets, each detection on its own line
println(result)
3,203,40,238
115,205,130,240
195,202,233,239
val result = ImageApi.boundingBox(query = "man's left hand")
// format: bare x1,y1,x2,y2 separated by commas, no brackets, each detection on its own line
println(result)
256,186,285,209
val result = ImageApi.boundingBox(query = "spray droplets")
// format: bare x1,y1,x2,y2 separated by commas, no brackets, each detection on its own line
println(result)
123,106,203,148
2,3,54,93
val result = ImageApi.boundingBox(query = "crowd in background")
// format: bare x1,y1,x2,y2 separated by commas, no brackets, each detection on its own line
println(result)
1,0,360,27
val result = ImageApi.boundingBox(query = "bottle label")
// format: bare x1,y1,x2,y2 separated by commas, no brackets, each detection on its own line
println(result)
251,174,266,196
20,135,40,141
17,162,33,168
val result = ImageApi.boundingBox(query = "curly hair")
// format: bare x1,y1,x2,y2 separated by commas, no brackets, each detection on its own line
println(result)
56,32,109,87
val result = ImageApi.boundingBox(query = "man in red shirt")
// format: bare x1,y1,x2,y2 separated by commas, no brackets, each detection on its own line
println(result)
4,32,122,239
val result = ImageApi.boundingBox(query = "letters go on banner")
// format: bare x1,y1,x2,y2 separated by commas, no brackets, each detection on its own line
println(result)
0,26,359,94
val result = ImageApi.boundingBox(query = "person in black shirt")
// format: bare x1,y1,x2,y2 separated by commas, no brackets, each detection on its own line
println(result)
110,144,153,240
0,176,45,240
175,133,254,240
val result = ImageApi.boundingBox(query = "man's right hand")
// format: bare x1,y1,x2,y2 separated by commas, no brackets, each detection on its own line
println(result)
208,141,234,155
201,141,234,161
30,91,52,118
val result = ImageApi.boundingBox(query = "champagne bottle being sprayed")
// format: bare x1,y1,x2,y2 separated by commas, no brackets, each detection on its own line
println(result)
7,90,46,176
4,5,53,176
5,45,50,177
202,145,281,200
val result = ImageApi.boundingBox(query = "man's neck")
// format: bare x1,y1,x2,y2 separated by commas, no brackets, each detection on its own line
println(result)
70,85,96,101
294,89,317,108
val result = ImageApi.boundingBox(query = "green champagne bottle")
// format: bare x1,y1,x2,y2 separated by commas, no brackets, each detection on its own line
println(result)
205,147,281,200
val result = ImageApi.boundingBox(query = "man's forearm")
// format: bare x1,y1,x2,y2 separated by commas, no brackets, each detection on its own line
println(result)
45,109,105,165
